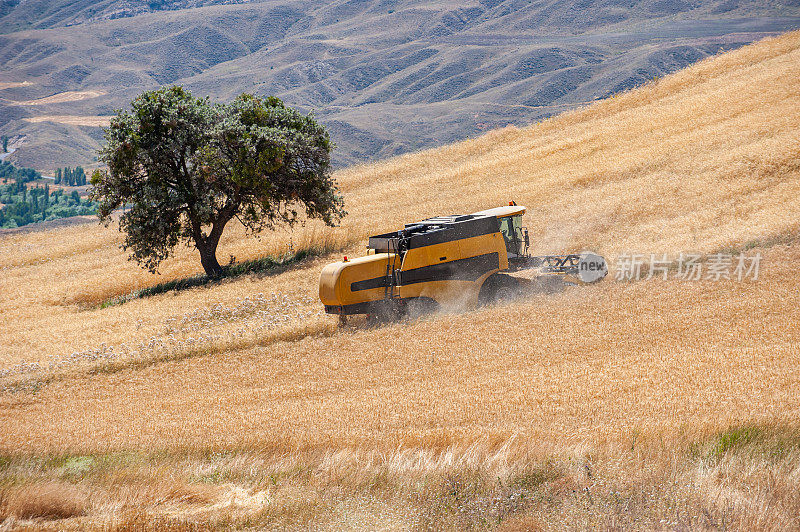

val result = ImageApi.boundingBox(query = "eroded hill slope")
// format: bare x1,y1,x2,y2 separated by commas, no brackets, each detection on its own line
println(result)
0,0,798,168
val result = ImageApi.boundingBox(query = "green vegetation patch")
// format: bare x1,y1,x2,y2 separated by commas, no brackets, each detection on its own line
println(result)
0,162,97,228
693,424,800,463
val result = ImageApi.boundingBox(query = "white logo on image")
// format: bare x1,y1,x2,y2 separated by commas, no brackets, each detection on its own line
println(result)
577,251,608,283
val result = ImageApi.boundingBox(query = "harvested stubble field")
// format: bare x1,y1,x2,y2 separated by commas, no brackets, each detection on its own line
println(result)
1,31,800,530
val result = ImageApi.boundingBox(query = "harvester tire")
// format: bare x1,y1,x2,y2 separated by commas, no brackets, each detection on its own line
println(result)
405,297,439,318
367,299,404,324
531,275,565,294
479,274,523,305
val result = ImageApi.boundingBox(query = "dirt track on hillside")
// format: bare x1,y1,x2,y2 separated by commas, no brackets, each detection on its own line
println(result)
0,81,31,90
13,90,105,106
23,115,112,126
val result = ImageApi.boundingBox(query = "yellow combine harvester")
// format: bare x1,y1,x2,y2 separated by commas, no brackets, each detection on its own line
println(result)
319,204,607,321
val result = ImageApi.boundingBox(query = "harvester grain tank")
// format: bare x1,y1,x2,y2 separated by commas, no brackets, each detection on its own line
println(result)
319,204,607,320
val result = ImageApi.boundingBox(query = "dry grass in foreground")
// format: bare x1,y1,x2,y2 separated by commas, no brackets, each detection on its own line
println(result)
0,30,799,530
0,426,798,530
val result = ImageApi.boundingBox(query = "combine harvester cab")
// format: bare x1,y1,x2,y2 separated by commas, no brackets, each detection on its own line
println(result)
319,204,607,321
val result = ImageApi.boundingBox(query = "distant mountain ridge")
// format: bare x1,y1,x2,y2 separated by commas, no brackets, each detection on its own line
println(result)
0,0,799,170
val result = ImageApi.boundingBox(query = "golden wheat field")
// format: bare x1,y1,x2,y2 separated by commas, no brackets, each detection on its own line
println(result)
1,31,799,529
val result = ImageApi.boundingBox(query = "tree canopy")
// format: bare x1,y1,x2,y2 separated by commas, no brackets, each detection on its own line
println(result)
91,87,345,276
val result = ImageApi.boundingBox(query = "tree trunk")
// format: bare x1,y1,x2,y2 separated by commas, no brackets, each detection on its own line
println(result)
192,207,235,278
198,242,223,278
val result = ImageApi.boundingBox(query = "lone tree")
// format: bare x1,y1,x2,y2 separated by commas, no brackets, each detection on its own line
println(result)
91,86,345,277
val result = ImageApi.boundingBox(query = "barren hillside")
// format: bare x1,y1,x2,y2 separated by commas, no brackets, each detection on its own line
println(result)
0,0,799,169
0,30,799,529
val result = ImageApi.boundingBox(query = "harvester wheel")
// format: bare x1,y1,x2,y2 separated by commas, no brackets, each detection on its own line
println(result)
479,274,523,305
367,300,404,324
531,275,565,294
405,297,438,318
495,286,516,302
